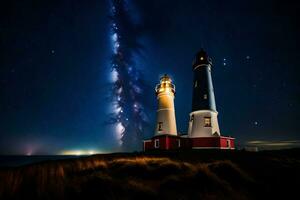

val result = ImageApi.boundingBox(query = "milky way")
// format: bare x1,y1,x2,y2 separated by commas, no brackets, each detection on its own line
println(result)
108,0,148,151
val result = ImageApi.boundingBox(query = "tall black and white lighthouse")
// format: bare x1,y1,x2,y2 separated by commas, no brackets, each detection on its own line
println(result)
188,49,221,138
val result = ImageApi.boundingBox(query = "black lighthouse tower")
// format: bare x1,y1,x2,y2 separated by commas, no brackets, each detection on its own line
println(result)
191,49,217,112
188,49,221,138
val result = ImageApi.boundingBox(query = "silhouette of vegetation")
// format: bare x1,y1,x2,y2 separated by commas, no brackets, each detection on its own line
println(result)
0,149,300,199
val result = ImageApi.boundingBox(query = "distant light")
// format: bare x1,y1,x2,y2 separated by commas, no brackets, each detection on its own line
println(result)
254,121,258,125
61,150,100,156
200,57,204,60
223,62,227,66
246,56,250,60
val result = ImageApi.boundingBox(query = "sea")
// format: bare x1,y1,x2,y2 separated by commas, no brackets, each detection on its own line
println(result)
0,155,86,168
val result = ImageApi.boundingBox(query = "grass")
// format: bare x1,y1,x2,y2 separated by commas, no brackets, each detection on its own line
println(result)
0,149,300,199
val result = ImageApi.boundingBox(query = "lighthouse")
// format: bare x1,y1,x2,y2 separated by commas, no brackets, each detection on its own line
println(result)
186,49,235,149
143,49,235,151
188,49,220,138
143,74,181,150
155,74,177,136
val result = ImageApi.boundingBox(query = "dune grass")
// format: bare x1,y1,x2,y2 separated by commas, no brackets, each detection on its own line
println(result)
0,150,299,199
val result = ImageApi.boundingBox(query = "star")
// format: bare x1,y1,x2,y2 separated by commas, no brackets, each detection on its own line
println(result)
254,121,258,126
222,58,227,66
51,50,55,54
246,55,250,60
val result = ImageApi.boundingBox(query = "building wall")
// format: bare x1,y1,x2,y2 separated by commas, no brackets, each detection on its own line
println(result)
144,140,154,150
190,137,220,148
188,110,220,138
167,136,181,149
144,135,182,150
155,93,177,136
144,135,235,151
192,65,217,112
220,137,235,149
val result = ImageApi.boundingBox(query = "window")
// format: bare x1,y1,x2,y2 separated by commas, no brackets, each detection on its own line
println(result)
158,122,163,131
194,81,198,88
190,115,194,122
177,139,181,148
227,140,231,148
154,139,160,148
204,117,212,127
204,94,207,99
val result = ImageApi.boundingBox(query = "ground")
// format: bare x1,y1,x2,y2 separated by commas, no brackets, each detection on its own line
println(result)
1,149,300,200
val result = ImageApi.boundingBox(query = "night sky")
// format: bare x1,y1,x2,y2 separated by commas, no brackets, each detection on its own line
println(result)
1,0,299,154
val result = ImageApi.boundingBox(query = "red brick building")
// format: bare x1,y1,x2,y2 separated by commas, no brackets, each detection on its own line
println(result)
143,135,235,151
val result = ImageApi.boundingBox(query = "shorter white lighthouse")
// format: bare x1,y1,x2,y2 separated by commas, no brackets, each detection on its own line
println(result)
154,74,177,136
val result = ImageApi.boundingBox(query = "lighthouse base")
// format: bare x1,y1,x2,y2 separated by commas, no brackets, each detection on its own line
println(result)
189,136,235,150
143,135,235,151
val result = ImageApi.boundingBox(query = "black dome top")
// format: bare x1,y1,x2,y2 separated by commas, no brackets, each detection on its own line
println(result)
192,49,212,70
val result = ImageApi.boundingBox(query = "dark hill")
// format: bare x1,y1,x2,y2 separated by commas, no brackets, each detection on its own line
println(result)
1,149,300,200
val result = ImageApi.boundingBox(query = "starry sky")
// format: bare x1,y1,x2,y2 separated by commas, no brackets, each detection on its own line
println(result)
0,0,299,154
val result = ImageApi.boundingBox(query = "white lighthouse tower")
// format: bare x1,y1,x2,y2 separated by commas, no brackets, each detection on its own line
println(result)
154,74,177,136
